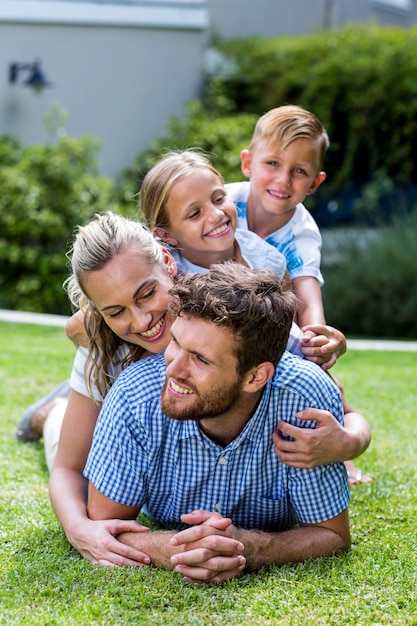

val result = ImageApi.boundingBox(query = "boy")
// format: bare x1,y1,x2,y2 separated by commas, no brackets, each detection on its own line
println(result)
226,105,371,484
226,104,328,332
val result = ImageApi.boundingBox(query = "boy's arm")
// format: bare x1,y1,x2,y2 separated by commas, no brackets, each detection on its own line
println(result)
293,275,325,327
293,276,346,369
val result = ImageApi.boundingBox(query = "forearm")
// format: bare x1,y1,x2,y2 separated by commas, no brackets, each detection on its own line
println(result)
235,523,350,571
297,302,326,328
342,411,372,460
293,276,325,328
49,467,89,536
118,530,178,569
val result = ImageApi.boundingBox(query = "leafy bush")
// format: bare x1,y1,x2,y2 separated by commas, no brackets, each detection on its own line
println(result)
322,213,417,338
0,135,121,314
122,24,417,227
120,101,258,218
207,25,417,195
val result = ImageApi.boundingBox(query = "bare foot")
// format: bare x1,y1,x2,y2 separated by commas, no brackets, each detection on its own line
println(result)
345,460,372,486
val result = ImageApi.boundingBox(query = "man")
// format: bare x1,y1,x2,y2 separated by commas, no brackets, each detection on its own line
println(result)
85,262,350,584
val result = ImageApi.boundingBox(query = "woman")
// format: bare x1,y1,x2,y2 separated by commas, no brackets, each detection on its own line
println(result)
48,212,178,567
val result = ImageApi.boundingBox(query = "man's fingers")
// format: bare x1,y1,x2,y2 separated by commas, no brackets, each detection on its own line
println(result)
172,555,246,583
172,528,243,554
180,510,232,529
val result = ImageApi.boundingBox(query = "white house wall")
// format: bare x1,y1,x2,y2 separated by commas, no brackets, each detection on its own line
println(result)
1,0,416,179
0,1,209,178
207,0,417,37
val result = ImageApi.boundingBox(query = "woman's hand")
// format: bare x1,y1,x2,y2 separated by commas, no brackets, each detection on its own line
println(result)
272,408,352,468
67,518,151,567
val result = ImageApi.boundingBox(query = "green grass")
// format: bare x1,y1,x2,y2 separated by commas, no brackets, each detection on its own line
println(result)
1,321,416,625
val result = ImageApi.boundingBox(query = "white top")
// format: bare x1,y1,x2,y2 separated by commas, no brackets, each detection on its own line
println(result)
70,344,130,403
226,181,324,285
170,228,287,279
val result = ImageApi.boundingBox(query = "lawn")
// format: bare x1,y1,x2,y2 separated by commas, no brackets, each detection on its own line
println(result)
1,321,416,625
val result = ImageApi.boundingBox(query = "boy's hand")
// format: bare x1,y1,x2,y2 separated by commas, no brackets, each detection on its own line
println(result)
301,324,347,370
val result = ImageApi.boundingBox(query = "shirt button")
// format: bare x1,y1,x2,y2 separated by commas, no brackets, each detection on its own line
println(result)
219,457,227,465
214,503,222,511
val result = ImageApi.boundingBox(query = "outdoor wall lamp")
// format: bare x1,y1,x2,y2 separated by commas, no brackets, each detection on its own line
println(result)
9,60,52,93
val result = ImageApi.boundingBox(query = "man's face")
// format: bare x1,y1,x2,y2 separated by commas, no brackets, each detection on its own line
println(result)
161,315,245,421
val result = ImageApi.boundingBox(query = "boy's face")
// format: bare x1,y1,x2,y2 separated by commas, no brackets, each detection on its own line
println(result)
241,138,326,220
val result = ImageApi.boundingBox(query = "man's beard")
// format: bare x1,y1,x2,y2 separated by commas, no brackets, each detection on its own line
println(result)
160,375,244,422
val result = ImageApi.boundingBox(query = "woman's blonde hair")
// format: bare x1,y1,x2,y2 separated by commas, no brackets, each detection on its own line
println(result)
65,211,167,401
139,149,223,231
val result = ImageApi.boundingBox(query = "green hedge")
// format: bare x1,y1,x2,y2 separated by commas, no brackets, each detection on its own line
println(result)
122,23,417,227
0,135,123,315
322,213,417,338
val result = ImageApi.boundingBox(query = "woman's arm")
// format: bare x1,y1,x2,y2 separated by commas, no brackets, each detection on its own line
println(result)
49,390,148,566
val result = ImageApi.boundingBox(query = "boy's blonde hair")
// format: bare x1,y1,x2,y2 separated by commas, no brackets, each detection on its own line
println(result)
249,105,330,170
140,150,223,231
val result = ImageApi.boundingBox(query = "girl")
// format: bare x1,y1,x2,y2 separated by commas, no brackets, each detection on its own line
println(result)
48,212,178,567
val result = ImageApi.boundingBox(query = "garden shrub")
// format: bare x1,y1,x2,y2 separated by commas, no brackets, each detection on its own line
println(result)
122,24,417,228
322,212,417,338
0,135,121,315
206,25,417,197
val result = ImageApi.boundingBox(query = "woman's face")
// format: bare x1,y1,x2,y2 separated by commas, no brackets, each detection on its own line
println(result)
82,243,177,354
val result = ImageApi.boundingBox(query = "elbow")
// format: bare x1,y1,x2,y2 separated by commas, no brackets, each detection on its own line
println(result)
336,525,351,555
340,533,351,554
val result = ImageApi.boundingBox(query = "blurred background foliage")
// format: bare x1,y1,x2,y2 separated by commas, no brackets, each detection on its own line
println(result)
2,23,417,337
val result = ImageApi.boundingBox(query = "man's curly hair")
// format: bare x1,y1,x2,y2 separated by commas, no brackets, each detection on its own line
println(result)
169,262,296,376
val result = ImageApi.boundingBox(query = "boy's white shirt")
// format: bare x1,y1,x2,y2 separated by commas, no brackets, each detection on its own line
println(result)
226,181,324,286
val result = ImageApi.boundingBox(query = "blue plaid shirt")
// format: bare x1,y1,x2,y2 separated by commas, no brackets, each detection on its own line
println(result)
84,351,349,531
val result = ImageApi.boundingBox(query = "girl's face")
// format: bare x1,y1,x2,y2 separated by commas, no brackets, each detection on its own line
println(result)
82,244,177,354
155,168,238,268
